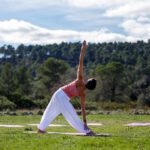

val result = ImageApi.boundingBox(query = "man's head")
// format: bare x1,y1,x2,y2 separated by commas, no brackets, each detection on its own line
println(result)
85,78,96,90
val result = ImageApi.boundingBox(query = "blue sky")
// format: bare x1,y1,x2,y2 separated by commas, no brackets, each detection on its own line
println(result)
0,0,150,45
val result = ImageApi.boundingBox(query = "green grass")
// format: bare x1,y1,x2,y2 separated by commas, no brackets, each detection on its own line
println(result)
0,114,150,150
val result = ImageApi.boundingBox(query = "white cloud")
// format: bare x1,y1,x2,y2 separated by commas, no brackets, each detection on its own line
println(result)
0,0,118,9
104,0,150,18
67,0,130,8
0,19,68,44
137,17,150,23
121,19,150,39
101,0,150,42
0,0,150,45
0,19,129,45
0,0,144,11
0,0,66,11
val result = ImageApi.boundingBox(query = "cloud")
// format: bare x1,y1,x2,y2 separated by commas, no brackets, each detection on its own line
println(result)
0,19,129,45
1,0,150,19
0,0,144,11
137,17,150,23
121,19,150,39
0,19,66,44
0,0,66,11
0,0,150,45
104,0,150,18
67,0,129,8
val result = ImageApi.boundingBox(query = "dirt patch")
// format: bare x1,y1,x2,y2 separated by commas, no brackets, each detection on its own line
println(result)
125,122,150,127
28,123,102,127
0,124,24,128
0,122,102,128
87,123,102,126
28,124,67,127
25,131,111,136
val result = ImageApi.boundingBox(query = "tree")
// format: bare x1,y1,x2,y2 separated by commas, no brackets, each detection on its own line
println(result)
37,58,69,95
15,65,32,96
0,63,16,97
96,62,124,102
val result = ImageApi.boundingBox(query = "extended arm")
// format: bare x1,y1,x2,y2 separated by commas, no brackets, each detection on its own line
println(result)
81,94,95,134
77,40,88,124
77,41,93,134
80,94,93,133
80,93,87,124
77,40,87,80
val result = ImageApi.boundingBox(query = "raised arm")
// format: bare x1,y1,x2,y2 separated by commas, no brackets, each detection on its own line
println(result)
77,40,88,80
76,41,89,130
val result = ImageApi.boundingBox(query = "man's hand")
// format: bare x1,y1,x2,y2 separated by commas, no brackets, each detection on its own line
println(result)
82,40,88,48
81,40,88,55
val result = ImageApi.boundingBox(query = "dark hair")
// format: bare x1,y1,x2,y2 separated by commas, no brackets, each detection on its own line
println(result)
85,78,96,90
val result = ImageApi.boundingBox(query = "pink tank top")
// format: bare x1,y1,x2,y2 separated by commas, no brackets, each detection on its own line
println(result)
62,80,79,99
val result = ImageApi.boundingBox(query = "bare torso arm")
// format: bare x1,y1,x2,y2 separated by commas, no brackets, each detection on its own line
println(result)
76,41,87,124
77,40,87,80
76,41,95,135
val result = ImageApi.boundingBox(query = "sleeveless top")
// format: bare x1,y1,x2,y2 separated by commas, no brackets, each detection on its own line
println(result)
61,80,79,99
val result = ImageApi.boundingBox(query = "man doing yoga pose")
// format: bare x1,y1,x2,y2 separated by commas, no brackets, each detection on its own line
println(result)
38,40,96,135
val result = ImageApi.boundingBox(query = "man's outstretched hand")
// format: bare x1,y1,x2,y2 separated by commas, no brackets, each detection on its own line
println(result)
84,123,95,136
81,40,88,55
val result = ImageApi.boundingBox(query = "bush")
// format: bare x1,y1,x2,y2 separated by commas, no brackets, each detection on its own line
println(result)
70,99,97,111
137,93,150,108
17,97,36,108
0,96,16,110
70,98,81,109
8,93,36,109
34,99,49,109
37,110,43,115
100,101,128,110
85,101,97,110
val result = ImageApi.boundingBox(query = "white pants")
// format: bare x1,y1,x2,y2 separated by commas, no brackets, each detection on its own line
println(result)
38,88,90,133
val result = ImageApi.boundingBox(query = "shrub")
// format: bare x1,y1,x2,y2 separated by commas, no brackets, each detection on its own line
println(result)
71,99,97,110
0,96,16,110
100,101,128,110
70,98,81,109
8,93,36,109
33,99,49,109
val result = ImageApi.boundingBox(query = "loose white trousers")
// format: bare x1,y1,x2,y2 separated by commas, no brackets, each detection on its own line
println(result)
38,88,90,133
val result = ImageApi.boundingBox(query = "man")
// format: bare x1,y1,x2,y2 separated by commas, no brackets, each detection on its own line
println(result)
38,40,96,135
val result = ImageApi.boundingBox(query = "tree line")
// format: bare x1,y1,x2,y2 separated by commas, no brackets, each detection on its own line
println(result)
0,40,150,110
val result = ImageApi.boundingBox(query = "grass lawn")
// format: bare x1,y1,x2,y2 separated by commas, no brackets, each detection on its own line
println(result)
0,114,150,150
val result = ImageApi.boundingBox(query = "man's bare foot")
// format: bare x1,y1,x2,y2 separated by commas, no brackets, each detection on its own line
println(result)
38,129,46,134
86,131,96,136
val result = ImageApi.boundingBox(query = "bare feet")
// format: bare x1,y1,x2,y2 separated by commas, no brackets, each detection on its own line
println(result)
86,131,96,136
38,129,46,134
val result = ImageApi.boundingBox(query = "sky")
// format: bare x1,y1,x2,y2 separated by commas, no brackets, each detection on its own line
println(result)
0,0,150,46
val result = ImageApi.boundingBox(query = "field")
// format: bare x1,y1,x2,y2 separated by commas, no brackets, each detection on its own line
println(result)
0,113,150,150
